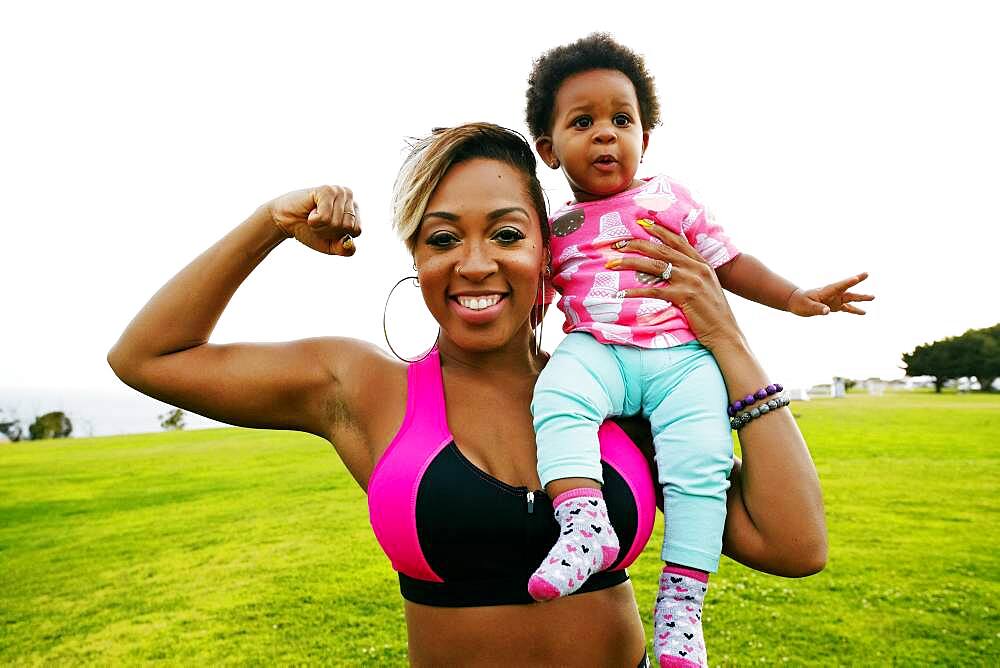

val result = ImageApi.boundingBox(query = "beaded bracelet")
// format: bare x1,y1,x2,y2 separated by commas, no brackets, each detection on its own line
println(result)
728,383,783,417
730,395,791,430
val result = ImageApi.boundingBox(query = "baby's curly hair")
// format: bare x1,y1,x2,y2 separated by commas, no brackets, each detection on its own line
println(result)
525,33,661,140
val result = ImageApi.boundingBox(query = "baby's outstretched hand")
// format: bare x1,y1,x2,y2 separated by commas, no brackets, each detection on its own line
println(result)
788,272,874,316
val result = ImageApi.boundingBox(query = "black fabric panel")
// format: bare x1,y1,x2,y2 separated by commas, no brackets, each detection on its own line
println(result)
403,442,640,606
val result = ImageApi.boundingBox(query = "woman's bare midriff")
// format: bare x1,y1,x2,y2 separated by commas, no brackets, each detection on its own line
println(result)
404,580,646,666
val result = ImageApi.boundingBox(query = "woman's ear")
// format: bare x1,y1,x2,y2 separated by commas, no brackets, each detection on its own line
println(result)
535,137,559,170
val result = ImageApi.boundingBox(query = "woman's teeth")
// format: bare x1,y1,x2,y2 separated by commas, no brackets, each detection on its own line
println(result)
457,295,501,311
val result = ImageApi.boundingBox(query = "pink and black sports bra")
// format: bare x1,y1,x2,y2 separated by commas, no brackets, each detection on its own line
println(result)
367,349,655,607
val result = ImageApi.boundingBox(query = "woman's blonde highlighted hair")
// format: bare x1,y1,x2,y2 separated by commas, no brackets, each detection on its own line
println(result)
392,123,549,253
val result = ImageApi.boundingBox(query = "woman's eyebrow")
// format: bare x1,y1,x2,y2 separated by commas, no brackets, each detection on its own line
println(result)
488,207,529,222
422,211,459,222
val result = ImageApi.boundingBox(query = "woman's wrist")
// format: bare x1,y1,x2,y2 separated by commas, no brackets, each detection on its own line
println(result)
706,336,778,404
248,204,293,249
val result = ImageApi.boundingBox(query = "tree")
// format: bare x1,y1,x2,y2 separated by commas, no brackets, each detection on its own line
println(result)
902,337,959,392
28,411,73,440
158,408,186,431
902,323,1000,392
953,326,1000,392
0,410,24,442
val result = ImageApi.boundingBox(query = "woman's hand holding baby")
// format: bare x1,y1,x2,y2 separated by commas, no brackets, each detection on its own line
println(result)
607,224,743,354
265,185,362,256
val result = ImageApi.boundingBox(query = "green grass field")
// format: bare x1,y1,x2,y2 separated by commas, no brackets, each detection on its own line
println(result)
2,392,998,665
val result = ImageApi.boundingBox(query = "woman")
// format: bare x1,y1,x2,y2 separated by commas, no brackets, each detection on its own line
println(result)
108,123,826,666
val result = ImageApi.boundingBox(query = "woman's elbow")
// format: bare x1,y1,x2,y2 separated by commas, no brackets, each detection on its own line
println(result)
789,539,827,577
779,531,828,577
107,343,143,388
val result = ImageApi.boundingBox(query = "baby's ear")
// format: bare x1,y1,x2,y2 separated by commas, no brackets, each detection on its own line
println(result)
535,136,558,169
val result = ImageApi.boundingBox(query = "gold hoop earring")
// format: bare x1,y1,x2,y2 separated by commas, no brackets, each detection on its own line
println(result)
383,276,439,363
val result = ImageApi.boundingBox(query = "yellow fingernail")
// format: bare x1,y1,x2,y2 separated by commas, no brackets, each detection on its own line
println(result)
605,259,622,269
636,218,654,229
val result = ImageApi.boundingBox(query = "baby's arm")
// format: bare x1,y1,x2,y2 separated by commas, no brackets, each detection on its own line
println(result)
716,255,873,317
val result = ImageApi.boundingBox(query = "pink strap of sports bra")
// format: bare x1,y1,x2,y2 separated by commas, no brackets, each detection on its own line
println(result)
367,348,450,582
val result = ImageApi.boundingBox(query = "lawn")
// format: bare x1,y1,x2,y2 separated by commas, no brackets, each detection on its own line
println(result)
1,392,997,665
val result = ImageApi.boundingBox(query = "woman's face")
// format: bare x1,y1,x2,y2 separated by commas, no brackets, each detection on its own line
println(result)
412,158,547,354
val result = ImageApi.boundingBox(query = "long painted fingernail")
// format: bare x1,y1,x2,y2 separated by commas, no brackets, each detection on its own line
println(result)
636,218,654,229
612,240,629,249
605,259,622,269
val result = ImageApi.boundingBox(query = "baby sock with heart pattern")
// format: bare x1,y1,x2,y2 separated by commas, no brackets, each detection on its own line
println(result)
527,488,620,601
653,565,709,667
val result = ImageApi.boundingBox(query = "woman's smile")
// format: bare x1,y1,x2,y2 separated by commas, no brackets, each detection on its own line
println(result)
449,292,508,323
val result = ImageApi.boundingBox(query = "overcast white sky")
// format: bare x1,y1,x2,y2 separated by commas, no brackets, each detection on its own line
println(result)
3,1,998,397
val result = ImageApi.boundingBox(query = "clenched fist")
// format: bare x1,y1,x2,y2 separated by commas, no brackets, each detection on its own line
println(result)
265,185,362,256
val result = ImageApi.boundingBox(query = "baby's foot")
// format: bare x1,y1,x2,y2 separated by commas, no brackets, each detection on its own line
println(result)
527,489,619,601
653,565,709,667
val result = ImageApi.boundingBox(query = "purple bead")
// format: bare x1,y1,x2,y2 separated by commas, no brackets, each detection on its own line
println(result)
743,394,755,406
728,405,736,417
775,383,783,392
755,388,768,401
765,384,777,395
733,400,744,411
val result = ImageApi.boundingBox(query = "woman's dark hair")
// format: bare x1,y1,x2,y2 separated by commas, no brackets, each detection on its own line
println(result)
525,33,661,139
393,123,549,252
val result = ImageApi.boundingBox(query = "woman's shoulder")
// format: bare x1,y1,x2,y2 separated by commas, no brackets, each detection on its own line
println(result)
317,336,406,395
303,336,407,430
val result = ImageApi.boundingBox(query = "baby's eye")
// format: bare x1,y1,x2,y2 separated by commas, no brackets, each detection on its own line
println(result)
493,227,526,244
426,231,459,248
572,116,592,129
613,114,632,127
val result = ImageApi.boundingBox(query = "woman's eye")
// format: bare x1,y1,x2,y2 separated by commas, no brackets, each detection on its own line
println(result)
613,114,631,127
572,116,592,129
426,232,458,248
493,227,526,244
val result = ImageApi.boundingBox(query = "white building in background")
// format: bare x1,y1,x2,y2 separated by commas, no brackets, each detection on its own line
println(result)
785,387,811,401
865,379,887,396
903,376,936,390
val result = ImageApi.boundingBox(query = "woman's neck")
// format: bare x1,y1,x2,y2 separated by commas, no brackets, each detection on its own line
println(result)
436,331,546,380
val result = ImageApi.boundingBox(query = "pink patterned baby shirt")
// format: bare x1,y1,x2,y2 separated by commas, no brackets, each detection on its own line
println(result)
548,175,740,349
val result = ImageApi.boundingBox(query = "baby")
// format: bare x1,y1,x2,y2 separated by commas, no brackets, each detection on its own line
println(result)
523,34,871,667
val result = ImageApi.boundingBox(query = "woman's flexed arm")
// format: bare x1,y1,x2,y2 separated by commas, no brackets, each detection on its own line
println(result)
106,186,379,440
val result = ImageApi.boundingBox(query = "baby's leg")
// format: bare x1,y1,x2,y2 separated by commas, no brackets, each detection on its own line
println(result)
529,332,630,601
643,343,733,667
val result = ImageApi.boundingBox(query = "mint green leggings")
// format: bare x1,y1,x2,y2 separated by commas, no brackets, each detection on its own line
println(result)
532,332,733,572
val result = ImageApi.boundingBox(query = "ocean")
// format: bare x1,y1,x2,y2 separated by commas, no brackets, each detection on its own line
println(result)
0,386,225,439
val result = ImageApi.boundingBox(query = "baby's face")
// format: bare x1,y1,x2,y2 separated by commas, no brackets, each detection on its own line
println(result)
543,69,648,202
